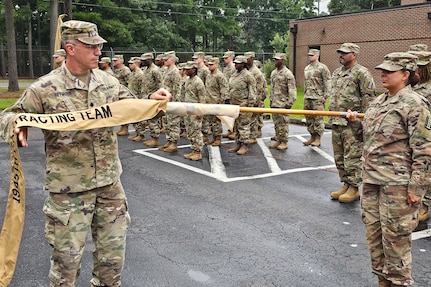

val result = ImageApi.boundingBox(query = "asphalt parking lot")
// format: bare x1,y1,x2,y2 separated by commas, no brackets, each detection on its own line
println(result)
0,122,430,287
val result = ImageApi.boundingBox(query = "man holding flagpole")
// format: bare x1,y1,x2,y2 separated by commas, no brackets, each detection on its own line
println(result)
0,20,170,287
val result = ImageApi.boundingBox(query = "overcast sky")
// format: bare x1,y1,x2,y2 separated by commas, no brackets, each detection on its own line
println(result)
318,0,330,13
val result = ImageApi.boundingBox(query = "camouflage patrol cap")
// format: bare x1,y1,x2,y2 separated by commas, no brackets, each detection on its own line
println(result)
307,49,320,56
178,62,187,70
273,53,286,60
204,55,212,63
184,61,197,69
155,54,164,61
337,43,360,54
412,51,431,66
61,20,107,45
192,52,205,59
223,51,235,58
99,57,111,64
112,55,123,61
128,57,141,63
208,57,220,65
52,49,66,58
244,52,255,59
163,51,176,60
375,52,418,72
140,53,154,60
409,44,428,52
233,55,247,64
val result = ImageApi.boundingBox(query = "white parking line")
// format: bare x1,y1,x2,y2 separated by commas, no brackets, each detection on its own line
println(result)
412,228,431,241
207,145,227,179
257,138,282,172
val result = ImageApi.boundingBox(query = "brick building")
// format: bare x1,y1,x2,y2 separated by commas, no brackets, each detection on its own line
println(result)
289,0,431,90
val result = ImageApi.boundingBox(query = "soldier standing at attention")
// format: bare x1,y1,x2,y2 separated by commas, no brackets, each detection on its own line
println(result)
222,51,236,140
99,57,114,75
329,43,376,203
159,51,182,153
0,20,171,287
113,54,132,136
127,57,146,141
269,53,296,151
183,61,206,161
141,52,163,147
228,55,257,155
52,49,66,68
303,48,331,147
245,51,267,143
347,52,431,287
205,57,228,146
193,52,211,143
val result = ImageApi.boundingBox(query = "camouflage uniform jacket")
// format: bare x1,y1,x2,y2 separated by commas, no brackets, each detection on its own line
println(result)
114,65,131,86
362,86,431,197
329,63,376,126
270,66,296,108
205,70,228,104
128,68,145,97
304,61,332,100
0,65,135,193
249,65,267,104
184,76,206,104
162,66,182,101
413,81,431,102
197,65,210,85
142,63,162,96
223,64,235,83
229,69,257,107
103,67,114,76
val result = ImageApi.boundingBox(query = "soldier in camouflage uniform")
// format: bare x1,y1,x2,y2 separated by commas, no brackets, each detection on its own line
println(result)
113,54,132,136
183,61,206,161
205,57,229,146
99,57,114,75
269,53,296,151
407,45,431,222
52,49,66,69
228,55,257,155
159,51,182,153
141,52,163,147
329,43,376,203
193,52,212,142
245,51,267,143
348,52,431,287
303,49,331,147
127,57,146,141
0,20,171,287
222,51,236,139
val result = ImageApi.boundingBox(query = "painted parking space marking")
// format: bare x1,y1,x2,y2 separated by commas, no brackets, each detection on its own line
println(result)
412,228,431,241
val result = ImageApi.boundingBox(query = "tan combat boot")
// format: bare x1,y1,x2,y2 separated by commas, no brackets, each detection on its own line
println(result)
310,135,321,147
184,151,194,159
418,203,430,222
249,138,257,144
158,141,171,151
164,142,178,153
227,133,236,140
129,134,143,141
143,137,159,147
228,143,241,153
330,183,349,200
303,134,316,146
270,136,276,141
189,151,202,161
277,142,288,150
378,275,391,287
116,125,129,136
269,141,280,149
237,144,249,155
257,128,262,137
339,185,360,203
212,137,221,147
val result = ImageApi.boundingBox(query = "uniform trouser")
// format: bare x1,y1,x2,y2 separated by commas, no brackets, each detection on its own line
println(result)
272,113,290,143
233,112,252,144
250,113,261,139
146,117,161,138
206,115,222,138
331,123,363,187
166,114,181,142
43,180,130,287
304,98,325,136
185,115,204,152
362,183,419,286
132,120,148,135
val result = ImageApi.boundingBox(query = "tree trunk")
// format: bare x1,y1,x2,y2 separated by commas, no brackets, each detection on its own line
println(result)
50,0,59,68
64,0,72,20
28,17,34,78
0,41,6,78
4,0,19,91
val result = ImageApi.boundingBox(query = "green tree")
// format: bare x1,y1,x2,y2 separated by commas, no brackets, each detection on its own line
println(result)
328,0,401,14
